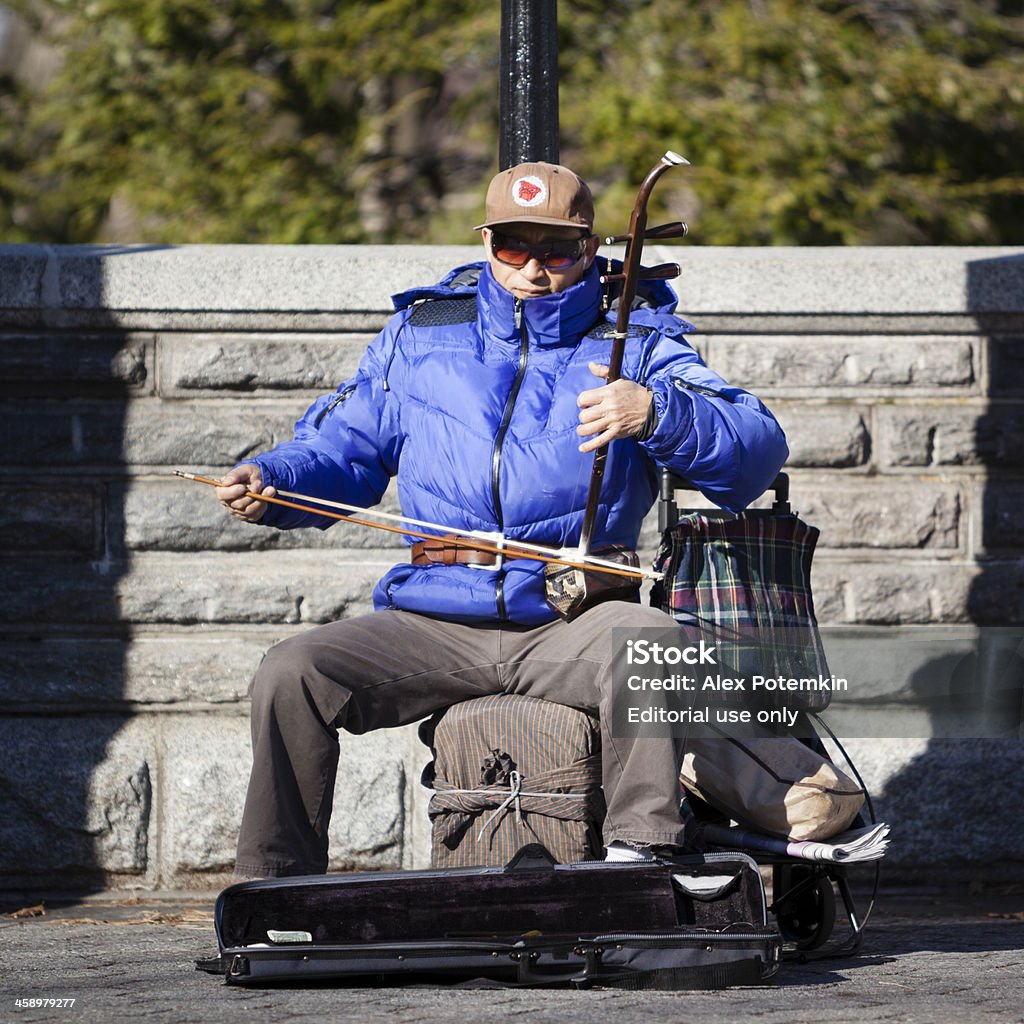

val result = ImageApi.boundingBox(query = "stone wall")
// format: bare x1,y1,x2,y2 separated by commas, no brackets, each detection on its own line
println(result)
1,244,1022,892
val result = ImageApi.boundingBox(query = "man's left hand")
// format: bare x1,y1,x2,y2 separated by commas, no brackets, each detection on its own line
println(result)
576,362,653,453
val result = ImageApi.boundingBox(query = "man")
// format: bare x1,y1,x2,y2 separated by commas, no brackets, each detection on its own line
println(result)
216,161,788,877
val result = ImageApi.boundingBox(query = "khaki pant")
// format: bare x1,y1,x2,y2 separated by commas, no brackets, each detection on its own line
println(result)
236,601,686,877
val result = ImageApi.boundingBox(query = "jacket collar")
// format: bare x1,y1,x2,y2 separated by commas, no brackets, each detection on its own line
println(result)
476,262,603,346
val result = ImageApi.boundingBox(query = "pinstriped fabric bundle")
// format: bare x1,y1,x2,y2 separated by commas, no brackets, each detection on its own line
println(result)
653,511,832,714
422,695,605,868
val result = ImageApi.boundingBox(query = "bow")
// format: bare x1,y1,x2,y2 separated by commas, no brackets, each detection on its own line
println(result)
175,470,662,582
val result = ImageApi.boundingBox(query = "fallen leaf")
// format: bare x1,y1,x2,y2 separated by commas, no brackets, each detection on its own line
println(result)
4,904,46,920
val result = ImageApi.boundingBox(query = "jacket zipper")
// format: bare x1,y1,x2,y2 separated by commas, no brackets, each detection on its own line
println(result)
671,376,734,402
313,385,356,428
490,299,530,620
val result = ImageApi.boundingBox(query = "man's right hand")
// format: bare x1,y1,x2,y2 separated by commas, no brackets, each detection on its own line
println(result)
215,464,276,523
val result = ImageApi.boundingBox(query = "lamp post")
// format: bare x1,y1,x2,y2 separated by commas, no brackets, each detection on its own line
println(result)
499,0,559,169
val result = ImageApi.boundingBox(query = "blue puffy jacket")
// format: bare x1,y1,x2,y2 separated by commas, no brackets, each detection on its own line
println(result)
244,258,788,624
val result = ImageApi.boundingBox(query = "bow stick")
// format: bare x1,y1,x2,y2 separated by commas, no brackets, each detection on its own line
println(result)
175,471,661,581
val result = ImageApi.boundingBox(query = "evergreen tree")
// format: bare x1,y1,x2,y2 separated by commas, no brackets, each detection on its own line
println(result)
1,0,1021,244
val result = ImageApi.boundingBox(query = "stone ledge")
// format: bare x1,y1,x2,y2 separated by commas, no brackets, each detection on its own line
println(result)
2,246,1021,326
0,244,478,317
648,245,1024,315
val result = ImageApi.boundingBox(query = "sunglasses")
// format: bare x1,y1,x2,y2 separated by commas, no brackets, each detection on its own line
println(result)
489,232,588,271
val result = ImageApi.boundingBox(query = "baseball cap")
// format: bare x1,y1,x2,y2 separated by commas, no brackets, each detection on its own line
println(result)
475,161,595,232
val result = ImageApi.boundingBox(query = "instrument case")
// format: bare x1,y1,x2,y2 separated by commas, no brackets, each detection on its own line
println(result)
197,846,781,989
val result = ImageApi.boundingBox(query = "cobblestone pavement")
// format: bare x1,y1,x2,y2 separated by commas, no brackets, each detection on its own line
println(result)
3,888,1023,1024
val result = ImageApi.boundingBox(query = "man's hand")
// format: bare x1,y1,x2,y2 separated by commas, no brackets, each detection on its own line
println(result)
576,362,653,453
215,464,276,523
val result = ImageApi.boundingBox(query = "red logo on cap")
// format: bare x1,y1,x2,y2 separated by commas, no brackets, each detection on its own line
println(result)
517,180,542,203
511,175,547,207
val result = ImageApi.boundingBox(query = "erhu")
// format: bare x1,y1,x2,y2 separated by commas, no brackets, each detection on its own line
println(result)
544,150,690,620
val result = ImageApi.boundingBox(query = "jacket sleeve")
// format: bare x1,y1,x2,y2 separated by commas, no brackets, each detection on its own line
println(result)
238,319,404,530
636,331,788,513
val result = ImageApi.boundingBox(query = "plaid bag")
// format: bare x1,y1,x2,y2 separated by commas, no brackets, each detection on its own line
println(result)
651,510,833,714
420,695,606,868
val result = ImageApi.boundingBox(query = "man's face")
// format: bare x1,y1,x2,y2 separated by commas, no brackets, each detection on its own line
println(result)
483,223,599,300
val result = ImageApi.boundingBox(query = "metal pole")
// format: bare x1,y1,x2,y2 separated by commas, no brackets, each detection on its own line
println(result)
499,0,559,169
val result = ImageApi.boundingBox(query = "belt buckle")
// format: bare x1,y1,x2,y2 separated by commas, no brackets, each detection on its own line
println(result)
467,532,505,572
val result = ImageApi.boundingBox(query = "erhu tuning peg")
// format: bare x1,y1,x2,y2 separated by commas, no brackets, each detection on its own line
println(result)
645,221,689,240
604,221,688,245
600,262,680,285
639,262,680,279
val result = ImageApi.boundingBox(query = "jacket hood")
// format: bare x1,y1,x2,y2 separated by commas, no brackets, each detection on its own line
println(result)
390,262,483,310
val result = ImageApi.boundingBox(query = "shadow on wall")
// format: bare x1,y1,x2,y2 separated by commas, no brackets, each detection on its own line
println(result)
868,253,1024,885
0,245,172,895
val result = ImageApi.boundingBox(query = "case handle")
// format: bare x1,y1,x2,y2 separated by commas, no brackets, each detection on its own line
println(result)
504,843,559,871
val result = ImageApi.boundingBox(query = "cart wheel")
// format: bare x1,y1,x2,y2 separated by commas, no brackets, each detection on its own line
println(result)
773,865,837,951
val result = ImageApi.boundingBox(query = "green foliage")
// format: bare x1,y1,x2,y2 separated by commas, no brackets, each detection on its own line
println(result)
1,0,497,242
1,0,1022,244
559,0,1024,244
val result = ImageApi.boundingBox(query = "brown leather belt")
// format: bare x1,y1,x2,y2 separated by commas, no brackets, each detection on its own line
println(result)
410,534,638,569
410,534,529,567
